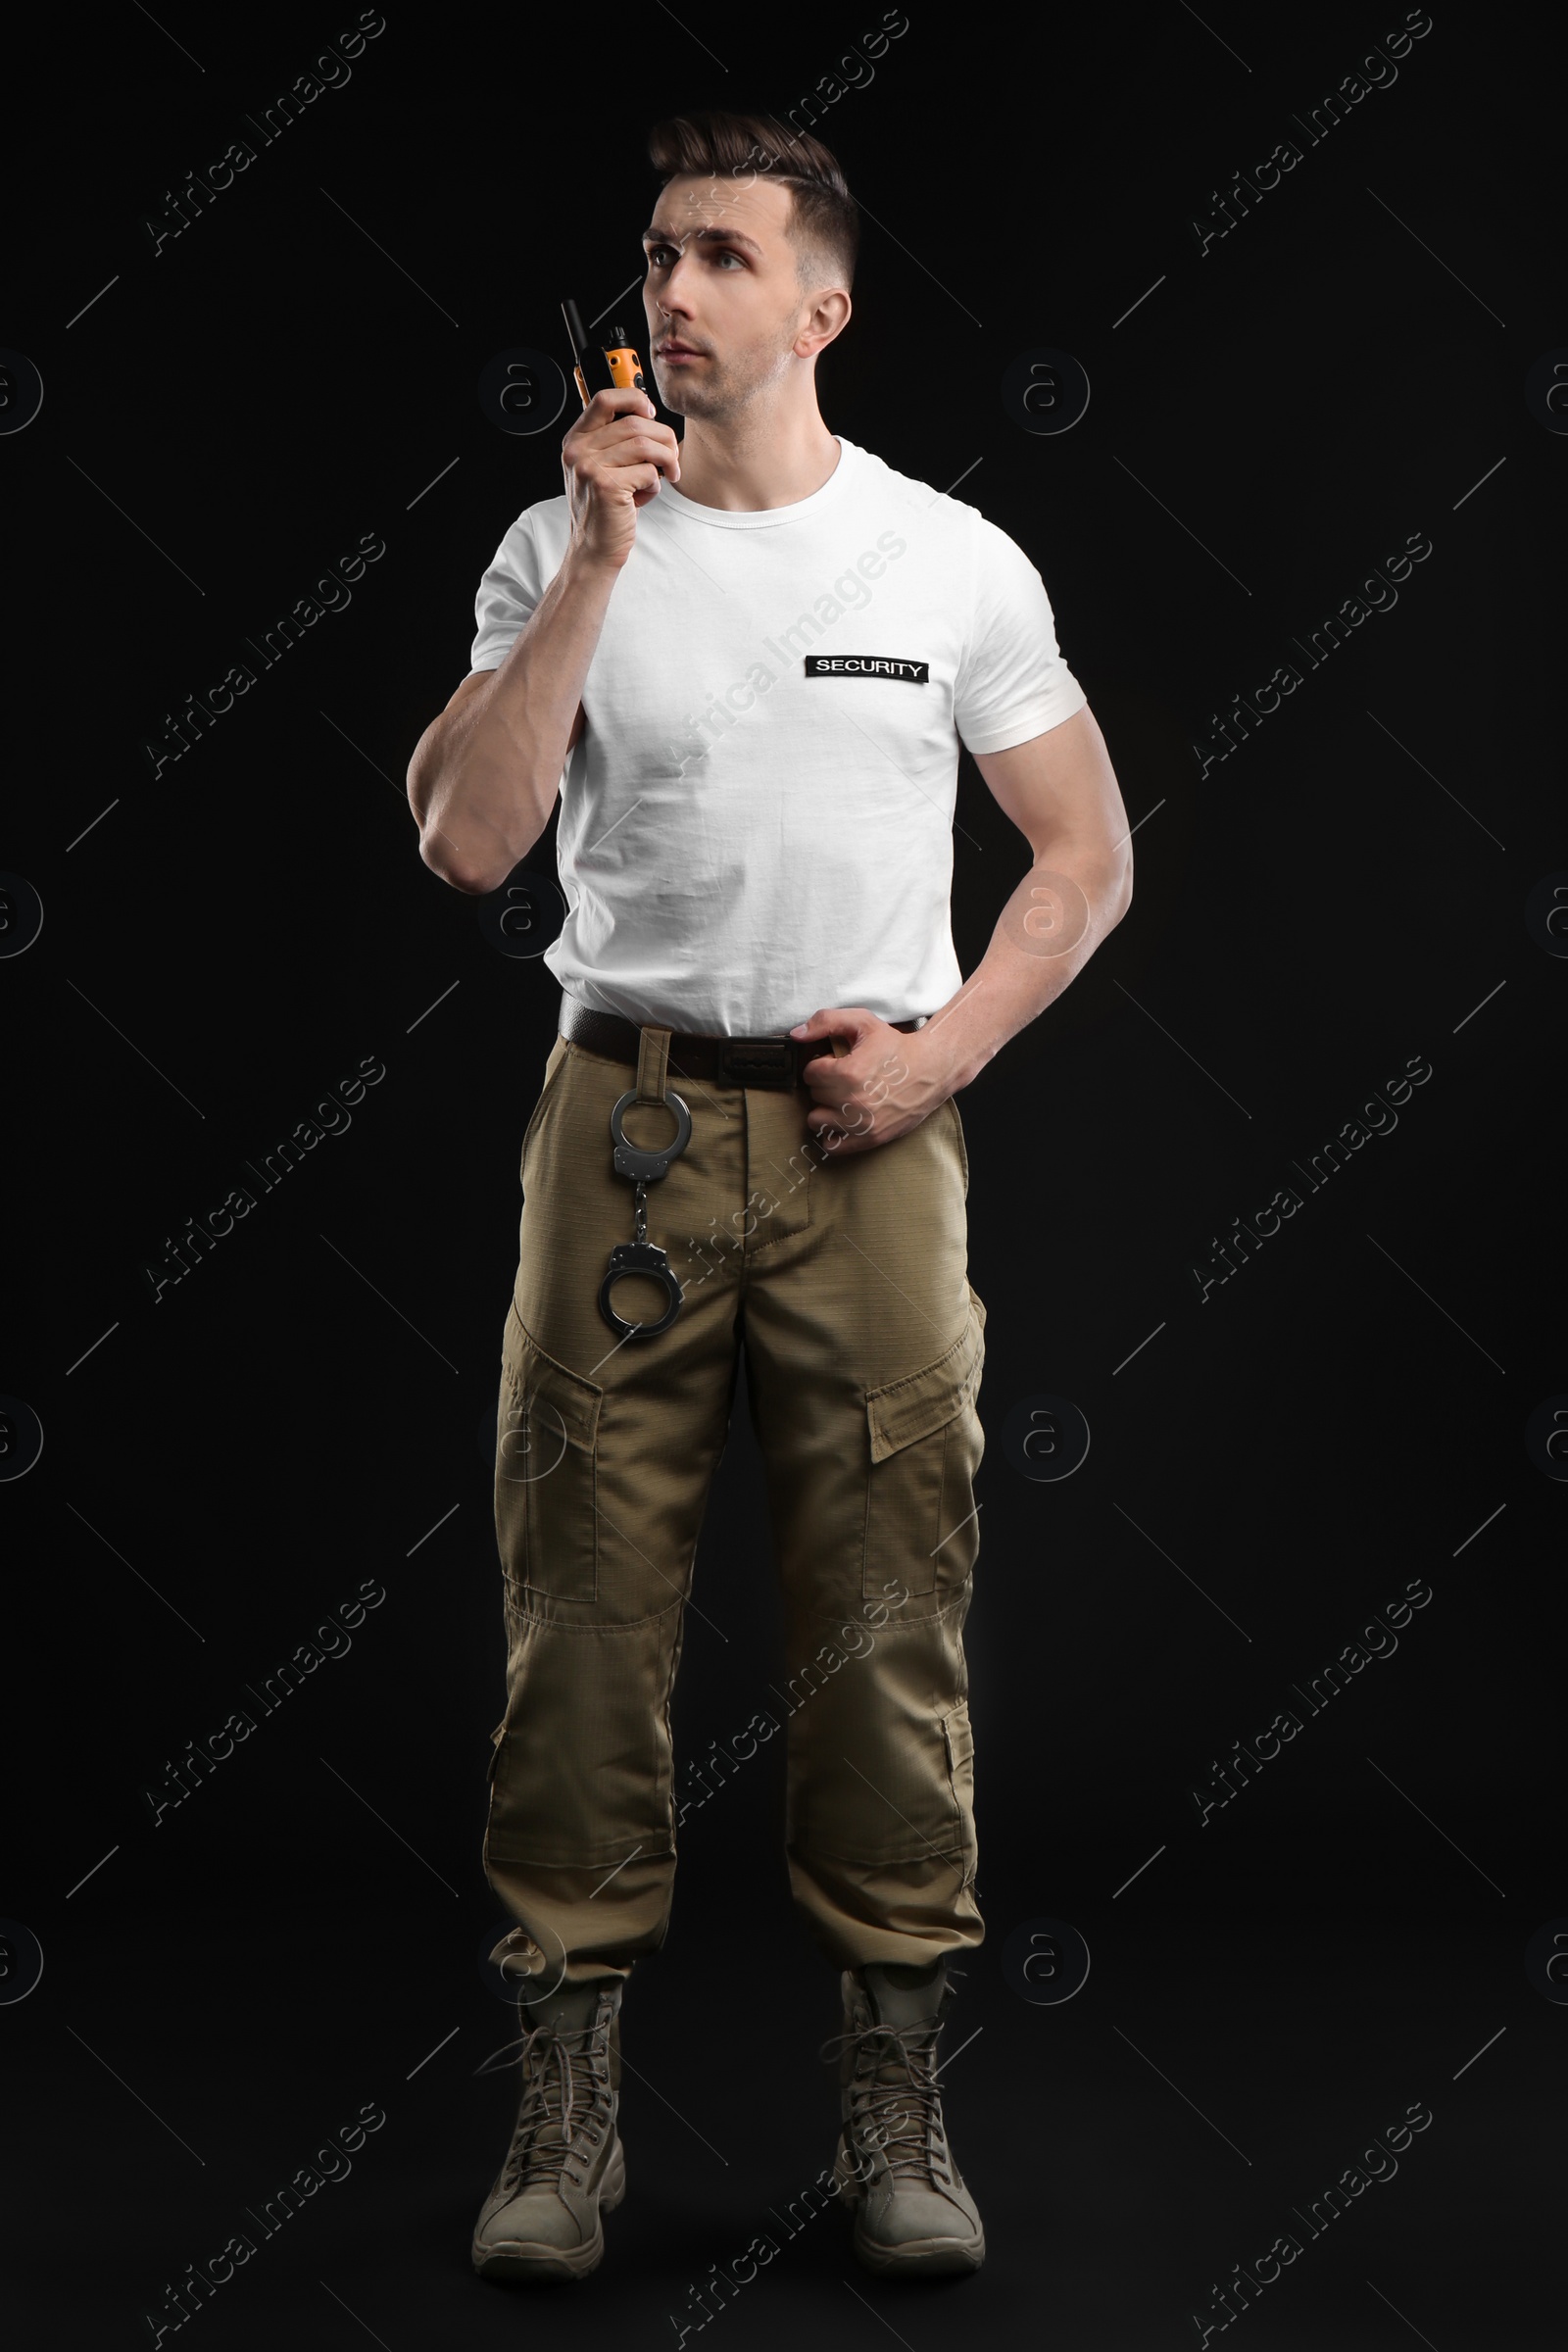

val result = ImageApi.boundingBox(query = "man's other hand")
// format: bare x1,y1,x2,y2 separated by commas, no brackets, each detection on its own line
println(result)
789,1007,956,1157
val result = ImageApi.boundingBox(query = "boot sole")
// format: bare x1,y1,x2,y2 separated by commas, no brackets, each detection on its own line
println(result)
834,2136,985,2277
471,2138,625,2283
851,2227,986,2278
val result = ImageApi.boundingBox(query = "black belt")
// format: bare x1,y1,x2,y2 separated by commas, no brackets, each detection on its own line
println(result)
558,994,927,1091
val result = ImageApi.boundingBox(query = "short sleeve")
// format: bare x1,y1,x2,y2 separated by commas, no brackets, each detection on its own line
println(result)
952,511,1088,755
468,509,548,675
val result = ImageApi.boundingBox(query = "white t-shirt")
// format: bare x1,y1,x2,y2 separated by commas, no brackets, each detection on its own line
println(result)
468,434,1086,1036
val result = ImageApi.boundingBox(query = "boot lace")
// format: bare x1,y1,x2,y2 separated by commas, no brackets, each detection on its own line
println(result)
820,2014,953,2187
473,2010,612,2194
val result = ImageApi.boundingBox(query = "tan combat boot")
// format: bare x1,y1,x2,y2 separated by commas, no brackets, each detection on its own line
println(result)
823,1957,985,2277
470,1957,626,2283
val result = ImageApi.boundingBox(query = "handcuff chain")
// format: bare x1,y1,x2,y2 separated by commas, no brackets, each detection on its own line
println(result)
598,1087,693,1343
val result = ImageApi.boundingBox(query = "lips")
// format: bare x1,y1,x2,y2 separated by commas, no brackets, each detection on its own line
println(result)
658,343,705,359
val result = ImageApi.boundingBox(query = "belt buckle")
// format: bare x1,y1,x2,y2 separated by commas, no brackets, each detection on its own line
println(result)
717,1037,795,1090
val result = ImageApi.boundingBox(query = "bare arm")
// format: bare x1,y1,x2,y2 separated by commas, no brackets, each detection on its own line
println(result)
789,704,1136,1151
923,704,1136,1092
406,569,607,896
406,385,680,896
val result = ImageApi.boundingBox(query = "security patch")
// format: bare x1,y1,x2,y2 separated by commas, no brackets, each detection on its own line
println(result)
803,656,929,683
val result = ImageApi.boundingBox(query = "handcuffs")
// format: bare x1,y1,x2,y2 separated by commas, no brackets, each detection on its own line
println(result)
597,1085,693,1341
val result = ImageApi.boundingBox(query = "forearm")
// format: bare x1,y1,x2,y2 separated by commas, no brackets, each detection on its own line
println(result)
923,834,1133,1092
409,547,619,894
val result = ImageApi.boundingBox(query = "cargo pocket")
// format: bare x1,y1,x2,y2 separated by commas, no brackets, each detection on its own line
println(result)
862,1290,986,1600
495,1303,603,1603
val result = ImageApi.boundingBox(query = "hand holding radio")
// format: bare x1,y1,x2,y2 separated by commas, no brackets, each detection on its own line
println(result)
561,386,680,570
560,298,680,572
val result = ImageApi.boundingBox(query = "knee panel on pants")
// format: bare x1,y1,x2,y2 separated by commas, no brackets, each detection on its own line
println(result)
485,1604,682,1870
784,1640,978,1876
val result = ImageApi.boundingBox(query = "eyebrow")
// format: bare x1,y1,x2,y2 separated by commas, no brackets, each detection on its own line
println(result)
641,223,763,256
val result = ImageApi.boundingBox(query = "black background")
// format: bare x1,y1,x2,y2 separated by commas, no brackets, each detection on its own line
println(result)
4,0,1564,2344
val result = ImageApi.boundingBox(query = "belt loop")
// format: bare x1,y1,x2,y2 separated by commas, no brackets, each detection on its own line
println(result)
829,1034,851,1060
635,1024,672,1103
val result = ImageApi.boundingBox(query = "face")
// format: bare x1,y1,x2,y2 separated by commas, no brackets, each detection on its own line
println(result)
640,172,849,419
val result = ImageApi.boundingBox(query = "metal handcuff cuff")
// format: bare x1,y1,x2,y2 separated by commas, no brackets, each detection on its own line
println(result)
597,1085,693,1341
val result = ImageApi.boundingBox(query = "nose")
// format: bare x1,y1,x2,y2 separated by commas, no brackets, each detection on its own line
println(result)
656,250,699,318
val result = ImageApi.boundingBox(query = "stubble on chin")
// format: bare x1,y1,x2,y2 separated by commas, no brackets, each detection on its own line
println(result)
654,366,725,422
653,334,793,425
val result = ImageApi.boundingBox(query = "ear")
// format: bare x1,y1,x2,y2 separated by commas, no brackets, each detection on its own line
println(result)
796,287,852,358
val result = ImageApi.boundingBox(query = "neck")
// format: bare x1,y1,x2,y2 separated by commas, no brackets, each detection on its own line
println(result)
671,388,841,512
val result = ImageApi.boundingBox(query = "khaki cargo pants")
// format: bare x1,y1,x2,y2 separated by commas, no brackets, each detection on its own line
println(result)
483,1012,988,1984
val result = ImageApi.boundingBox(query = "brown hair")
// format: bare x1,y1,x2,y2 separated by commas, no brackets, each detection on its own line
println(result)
647,110,860,294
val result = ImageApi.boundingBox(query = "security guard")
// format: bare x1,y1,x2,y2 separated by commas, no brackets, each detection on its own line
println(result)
406,108,1133,2284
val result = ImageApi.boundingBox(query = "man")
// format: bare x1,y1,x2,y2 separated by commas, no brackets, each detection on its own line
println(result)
406,109,1133,2286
